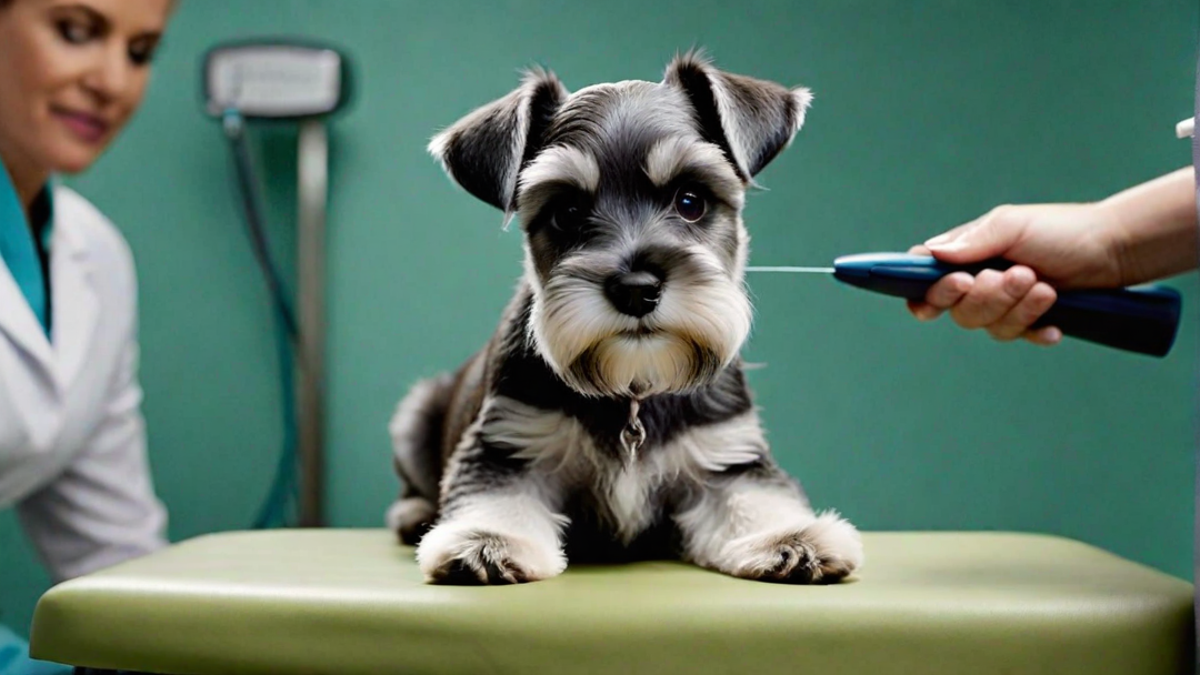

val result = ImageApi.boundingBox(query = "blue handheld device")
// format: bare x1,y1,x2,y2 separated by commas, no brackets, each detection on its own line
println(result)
828,253,1183,358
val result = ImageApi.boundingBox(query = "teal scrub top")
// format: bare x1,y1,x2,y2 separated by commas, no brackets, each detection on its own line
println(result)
0,175,64,675
0,165,54,338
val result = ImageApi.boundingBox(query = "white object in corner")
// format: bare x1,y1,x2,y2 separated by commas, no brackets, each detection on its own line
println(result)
1176,116,1194,139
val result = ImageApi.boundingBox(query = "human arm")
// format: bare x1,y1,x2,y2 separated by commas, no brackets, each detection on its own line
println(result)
907,166,1198,344
14,279,167,583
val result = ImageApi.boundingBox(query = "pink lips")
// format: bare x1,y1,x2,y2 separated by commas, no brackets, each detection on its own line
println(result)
52,108,110,143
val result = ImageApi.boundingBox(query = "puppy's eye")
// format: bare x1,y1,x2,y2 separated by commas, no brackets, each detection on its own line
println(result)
550,196,589,232
674,187,707,223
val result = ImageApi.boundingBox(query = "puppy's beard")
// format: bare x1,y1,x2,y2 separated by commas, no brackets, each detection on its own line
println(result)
570,334,722,398
529,247,751,398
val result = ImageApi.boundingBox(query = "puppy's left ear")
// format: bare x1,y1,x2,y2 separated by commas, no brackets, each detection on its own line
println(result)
664,51,812,181
428,68,570,214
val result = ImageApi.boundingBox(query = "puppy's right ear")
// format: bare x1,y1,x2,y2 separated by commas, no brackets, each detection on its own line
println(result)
428,68,569,214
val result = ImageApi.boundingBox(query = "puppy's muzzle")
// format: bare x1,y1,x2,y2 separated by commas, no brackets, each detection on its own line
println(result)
605,269,664,318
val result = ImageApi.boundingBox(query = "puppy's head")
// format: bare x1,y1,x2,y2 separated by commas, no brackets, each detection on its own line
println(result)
430,51,812,398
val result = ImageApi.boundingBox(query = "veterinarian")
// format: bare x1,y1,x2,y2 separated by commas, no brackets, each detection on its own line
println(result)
0,1,177,673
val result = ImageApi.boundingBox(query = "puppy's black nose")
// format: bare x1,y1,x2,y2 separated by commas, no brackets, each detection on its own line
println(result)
605,271,663,318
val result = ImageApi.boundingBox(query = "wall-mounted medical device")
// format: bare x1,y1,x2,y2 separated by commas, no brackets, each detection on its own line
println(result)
203,40,350,120
202,39,354,529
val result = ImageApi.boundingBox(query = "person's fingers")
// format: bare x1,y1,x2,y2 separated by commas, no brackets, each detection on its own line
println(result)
1023,325,1063,346
924,272,974,310
907,299,942,321
948,268,1029,329
922,219,978,249
925,206,1026,265
986,279,1057,341
907,272,973,322
909,217,982,258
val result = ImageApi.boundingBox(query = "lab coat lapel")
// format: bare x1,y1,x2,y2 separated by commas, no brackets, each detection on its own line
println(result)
50,220,98,392
0,256,54,369
0,161,55,373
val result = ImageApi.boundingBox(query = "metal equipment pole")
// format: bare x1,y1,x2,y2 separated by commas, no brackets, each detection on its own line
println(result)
297,119,328,527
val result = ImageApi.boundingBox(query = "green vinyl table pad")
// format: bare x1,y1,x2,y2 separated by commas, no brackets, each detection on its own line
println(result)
29,529,1194,674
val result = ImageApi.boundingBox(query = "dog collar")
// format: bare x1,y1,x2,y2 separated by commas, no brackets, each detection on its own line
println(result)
619,398,646,465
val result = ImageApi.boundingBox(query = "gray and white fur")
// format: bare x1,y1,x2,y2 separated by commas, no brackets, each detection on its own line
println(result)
387,51,863,585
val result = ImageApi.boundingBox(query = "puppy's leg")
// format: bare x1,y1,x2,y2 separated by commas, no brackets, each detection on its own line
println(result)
416,402,569,585
418,474,567,585
385,490,437,546
387,373,455,544
674,464,863,584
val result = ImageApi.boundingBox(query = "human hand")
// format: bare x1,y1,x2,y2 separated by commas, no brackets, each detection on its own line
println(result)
906,202,1125,346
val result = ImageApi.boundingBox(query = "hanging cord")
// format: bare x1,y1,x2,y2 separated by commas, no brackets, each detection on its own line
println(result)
221,108,299,528
253,300,299,529
222,109,299,340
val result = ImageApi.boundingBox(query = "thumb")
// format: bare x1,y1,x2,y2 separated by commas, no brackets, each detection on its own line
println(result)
923,209,1024,264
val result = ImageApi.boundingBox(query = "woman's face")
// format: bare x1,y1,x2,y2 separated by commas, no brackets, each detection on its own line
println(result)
0,0,172,180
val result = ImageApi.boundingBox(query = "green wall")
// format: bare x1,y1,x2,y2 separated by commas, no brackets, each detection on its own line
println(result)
3,0,1198,637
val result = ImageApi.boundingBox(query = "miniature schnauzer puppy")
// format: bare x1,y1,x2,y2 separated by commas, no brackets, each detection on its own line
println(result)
387,51,863,585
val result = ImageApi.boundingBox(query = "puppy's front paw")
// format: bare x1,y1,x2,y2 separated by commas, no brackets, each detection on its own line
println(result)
416,523,566,585
723,512,863,584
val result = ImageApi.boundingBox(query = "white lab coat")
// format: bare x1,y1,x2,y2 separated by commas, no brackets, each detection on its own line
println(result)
0,185,167,582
